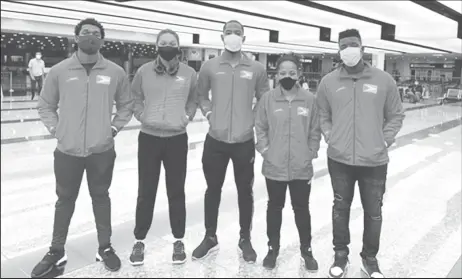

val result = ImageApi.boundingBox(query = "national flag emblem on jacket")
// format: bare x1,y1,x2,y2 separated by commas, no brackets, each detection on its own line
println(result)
363,83,378,94
297,107,309,116
96,75,111,85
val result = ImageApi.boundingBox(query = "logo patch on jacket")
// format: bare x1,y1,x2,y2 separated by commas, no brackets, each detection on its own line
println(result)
240,70,253,80
66,77,79,82
297,107,309,116
363,84,378,94
96,75,111,85
176,76,185,82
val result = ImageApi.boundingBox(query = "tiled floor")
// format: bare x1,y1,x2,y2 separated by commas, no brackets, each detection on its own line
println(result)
1,104,461,278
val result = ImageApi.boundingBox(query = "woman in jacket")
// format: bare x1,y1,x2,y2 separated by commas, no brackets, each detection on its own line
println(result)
129,29,198,266
255,54,322,270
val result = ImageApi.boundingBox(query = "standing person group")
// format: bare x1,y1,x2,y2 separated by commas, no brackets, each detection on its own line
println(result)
32,16,404,279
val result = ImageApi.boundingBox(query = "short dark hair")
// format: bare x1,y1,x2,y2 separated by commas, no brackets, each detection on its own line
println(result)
156,29,180,45
35,51,41,55
75,18,105,39
338,29,361,42
276,53,301,72
223,20,244,33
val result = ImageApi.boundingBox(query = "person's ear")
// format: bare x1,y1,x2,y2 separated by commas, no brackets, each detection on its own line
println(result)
242,35,246,44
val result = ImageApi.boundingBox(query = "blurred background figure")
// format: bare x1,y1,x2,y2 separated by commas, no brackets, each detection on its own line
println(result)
28,51,45,100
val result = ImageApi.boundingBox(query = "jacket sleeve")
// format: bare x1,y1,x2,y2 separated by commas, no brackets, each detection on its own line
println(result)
308,98,322,158
383,76,405,146
131,68,145,122
112,72,134,131
196,62,212,117
37,67,59,135
255,94,270,155
186,71,198,120
316,78,333,142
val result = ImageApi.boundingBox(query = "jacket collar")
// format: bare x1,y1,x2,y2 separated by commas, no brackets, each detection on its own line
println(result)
68,52,108,70
274,85,305,102
219,51,251,66
338,60,373,79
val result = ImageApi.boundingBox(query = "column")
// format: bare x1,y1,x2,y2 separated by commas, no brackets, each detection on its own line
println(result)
372,51,385,71
25,52,31,96
123,45,133,75
258,53,267,70
67,37,75,57
453,59,462,82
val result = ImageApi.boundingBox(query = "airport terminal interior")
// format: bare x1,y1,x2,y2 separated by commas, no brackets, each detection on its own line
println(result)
1,0,461,278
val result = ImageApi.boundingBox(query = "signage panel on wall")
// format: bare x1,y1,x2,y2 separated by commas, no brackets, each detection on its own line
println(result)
410,63,455,69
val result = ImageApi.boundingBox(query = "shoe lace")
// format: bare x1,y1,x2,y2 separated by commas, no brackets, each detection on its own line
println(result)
133,242,144,255
174,241,184,254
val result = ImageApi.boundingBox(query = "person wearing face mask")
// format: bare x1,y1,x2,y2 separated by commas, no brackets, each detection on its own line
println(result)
33,18,133,277
129,29,198,266
192,20,270,263
316,29,404,278
28,51,46,100
255,54,321,271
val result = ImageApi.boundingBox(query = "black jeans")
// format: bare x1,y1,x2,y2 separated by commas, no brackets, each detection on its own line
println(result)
31,75,43,100
202,134,255,239
134,132,188,240
51,148,116,251
266,178,312,248
328,158,387,259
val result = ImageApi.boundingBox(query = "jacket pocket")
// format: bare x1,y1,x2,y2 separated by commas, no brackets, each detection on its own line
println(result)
55,117,80,153
174,113,189,129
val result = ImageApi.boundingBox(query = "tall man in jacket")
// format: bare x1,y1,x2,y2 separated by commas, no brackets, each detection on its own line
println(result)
316,29,404,279
192,20,270,263
32,18,133,278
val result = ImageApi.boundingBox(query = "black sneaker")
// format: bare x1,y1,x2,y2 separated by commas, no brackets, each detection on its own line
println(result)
301,245,318,272
262,246,279,270
361,257,384,278
96,246,121,272
129,241,145,266
172,240,187,264
238,238,257,263
328,252,349,278
192,235,219,260
31,249,67,278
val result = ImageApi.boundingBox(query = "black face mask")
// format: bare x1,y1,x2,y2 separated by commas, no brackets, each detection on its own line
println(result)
77,35,103,55
158,46,179,61
279,77,297,90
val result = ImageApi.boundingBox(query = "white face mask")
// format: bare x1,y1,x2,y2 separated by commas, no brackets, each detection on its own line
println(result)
36,55,42,59
340,47,361,67
223,34,243,52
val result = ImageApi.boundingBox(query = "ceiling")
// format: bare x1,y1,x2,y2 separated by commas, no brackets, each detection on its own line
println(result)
0,0,461,55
